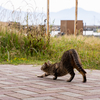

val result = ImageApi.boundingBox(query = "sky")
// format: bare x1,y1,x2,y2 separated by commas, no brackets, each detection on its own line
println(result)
0,0,100,13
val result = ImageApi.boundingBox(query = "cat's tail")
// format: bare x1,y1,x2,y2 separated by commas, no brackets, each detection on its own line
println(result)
70,49,86,74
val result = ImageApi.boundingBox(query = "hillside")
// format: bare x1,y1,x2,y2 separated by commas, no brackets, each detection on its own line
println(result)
50,7,100,25
0,6,100,25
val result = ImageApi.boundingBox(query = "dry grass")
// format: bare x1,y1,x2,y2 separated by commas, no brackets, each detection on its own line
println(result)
49,35,100,69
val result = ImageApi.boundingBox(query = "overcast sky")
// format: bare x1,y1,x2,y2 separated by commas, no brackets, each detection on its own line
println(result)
0,0,100,13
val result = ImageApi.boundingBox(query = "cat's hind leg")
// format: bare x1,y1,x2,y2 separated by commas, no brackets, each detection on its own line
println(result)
75,67,87,82
79,70,87,83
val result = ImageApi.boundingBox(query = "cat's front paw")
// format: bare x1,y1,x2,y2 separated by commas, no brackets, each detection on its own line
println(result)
53,77,57,80
37,76,43,78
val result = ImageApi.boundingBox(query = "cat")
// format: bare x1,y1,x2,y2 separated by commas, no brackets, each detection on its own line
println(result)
38,49,87,82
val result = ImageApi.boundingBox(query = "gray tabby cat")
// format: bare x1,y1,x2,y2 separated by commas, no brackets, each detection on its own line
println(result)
38,49,87,82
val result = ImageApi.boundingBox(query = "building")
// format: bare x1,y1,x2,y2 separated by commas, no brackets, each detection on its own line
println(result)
61,20,83,35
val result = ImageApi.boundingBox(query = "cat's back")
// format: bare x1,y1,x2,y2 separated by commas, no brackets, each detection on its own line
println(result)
61,49,79,68
61,49,72,64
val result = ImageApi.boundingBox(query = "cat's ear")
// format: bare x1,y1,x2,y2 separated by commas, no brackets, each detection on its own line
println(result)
45,62,47,66
47,61,51,65
45,62,50,66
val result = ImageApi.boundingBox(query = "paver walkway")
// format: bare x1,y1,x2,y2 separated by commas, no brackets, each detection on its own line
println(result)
0,65,100,100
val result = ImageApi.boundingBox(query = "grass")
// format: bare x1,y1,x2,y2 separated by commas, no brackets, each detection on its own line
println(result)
0,29,100,70
0,28,49,62
50,35,100,70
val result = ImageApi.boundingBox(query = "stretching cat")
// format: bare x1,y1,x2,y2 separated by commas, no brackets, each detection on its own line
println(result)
38,49,87,82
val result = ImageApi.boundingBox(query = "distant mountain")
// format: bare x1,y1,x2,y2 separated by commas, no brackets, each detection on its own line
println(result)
0,6,100,25
50,7,100,25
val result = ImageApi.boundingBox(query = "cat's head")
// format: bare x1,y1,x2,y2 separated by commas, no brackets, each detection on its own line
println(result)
41,61,51,72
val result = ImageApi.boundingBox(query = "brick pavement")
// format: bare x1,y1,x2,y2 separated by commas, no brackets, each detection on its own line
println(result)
0,65,100,100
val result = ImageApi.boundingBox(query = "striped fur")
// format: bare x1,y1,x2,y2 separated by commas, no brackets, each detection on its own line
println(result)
38,49,87,82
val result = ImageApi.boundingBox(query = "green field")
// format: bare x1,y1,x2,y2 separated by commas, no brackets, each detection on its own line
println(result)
0,30,100,70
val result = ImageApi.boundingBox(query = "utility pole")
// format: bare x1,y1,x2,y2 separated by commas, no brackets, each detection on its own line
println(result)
47,0,50,40
74,0,78,36
94,16,95,26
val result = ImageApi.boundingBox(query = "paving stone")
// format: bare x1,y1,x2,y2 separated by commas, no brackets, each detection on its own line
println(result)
44,87,69,90
87,90,100,93
79,95,100,99
39,89,65,94
32,93,59,97
0,78,7,80
0,81,14,85
73,84,92,88
53,95,82,100
83,98,100,100
87,78,98,81
60,92,83,97
0,95,5,97
16,76,29,79
0,65,100,100
23,96,56,100
0,84,7,87
24,84,47,89
0,91,14,95
2,86,26,90
16,90,37,95
34,82,51,86
6,93,31,99
96,82,100,85
0,95,19,100
19,86,43,93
